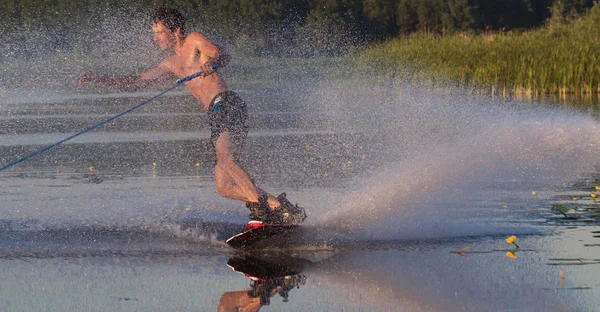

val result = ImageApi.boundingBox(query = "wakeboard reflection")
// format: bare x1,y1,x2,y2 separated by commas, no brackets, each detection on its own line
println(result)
221,253,310,309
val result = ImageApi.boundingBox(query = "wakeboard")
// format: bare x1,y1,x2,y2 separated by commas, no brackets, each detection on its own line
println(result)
226,223,298,249
226,254,308,279
226,255,307,305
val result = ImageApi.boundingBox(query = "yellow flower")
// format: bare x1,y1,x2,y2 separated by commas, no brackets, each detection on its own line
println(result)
506,236,516,244
596,186,600,192
506,251,517,259
195,162,200,167
591,193,597,198
89,166,95,172
573,197,578,201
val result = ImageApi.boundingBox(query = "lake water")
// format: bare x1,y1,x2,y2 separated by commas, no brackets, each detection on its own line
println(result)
1,75,599,311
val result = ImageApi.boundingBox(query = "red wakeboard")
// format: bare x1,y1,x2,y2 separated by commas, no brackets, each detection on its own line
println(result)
226,223,298,249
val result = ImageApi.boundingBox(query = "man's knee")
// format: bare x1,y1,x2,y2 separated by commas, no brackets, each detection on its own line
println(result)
214,132,242,165
216,154,234,167
215,144,234,165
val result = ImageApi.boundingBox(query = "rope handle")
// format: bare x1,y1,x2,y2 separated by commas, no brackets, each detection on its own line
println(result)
176,65,218,85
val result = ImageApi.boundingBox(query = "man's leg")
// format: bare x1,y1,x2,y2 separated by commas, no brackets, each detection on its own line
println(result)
214,131,280,208
214,164,249,202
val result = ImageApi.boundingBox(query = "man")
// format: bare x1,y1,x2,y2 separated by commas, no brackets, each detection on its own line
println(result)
79,7,305,225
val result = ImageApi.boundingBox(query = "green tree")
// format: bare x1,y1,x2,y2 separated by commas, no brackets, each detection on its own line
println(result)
296,0,349,56
397,0,419,34
446,0,475,30
362,0,397,39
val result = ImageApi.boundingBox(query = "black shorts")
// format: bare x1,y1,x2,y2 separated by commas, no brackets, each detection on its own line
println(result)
207,91,249,151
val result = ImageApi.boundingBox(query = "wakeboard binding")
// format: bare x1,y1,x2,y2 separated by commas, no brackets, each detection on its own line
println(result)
228,193,306,248
246,193,306,225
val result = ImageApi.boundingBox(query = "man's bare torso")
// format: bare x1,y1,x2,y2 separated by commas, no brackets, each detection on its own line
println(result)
156,32,228,110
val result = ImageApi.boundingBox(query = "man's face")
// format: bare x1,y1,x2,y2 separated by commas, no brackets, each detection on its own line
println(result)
152,22,175,50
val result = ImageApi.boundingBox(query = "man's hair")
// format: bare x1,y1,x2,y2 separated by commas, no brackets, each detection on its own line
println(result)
153,7,186,35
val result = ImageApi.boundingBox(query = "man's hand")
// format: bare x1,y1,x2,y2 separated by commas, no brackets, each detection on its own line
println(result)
199,62,216,77
78,72,97,85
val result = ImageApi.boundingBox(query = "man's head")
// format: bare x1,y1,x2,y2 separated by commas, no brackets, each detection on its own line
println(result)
152,7,185,50
153,7,185,34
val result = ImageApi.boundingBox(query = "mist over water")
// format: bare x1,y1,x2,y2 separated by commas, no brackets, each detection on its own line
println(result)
308,80,600,239
0,9,163,90
1,9,600,246
3,8,600,312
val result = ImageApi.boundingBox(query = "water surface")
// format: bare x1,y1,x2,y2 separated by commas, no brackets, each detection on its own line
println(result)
1,78,599,311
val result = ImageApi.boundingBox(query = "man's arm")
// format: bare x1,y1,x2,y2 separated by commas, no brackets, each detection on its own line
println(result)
205,44,231,69
78,63,172,91
189,33,231,76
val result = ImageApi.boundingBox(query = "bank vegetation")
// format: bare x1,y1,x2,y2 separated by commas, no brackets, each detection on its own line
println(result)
357,1,600,96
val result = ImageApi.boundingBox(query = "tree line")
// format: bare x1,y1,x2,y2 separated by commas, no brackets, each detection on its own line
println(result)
0,0,596,58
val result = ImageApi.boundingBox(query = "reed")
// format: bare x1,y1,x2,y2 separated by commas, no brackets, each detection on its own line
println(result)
355,4,600,96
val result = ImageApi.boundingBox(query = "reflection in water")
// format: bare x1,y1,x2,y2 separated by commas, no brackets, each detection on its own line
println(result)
219,254,308,311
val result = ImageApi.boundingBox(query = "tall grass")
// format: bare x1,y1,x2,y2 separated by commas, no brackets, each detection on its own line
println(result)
355,4,600,96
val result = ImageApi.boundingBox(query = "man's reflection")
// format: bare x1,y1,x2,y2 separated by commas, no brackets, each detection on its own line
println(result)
218,255,307,311
218,290,261,312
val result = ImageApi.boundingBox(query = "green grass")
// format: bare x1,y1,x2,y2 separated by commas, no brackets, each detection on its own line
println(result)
354,4,600,96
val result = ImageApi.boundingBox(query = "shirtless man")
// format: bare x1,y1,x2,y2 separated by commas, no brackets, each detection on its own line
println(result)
79,7,305,225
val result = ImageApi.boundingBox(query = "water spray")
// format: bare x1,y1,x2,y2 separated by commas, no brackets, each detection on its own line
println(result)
0,68,215,172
